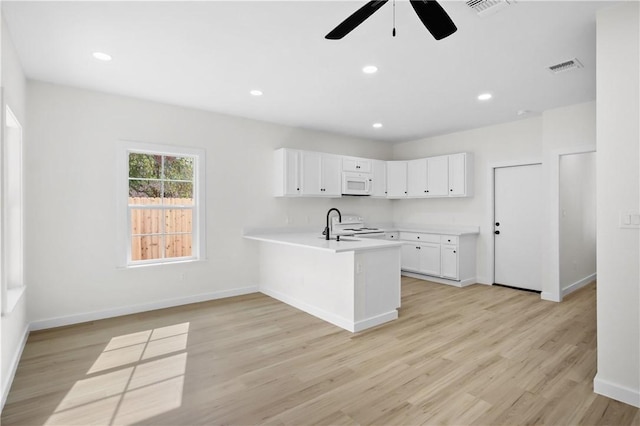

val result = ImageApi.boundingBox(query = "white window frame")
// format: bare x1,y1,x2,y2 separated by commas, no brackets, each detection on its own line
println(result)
116,140,206,267
2,104,26,314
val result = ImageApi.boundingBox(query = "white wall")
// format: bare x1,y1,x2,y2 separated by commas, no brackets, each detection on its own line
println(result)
594,2,640,407
25,81,394,327
0,16,29,409
392,117,544,284
559,152,596,293
392,101,597,294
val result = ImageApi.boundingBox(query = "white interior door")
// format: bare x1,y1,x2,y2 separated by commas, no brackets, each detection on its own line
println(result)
494,164,542,291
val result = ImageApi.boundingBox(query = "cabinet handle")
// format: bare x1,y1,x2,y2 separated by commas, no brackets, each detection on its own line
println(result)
416,246,421,250
424,190,427,193
495,230,500,235
495,222,500,226
404,191,407,194
453,250,456,254
450,189,453,192
417,236,420,239
447,239,451,242
297,188,300,191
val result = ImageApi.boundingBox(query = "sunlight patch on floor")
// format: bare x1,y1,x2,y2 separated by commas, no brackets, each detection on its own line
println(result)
46,323,190,426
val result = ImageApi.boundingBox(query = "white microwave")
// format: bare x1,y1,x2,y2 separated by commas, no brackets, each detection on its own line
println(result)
342,172,372,195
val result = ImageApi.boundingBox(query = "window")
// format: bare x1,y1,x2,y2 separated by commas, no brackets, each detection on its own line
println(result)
2,106,25,314
117,141,205,266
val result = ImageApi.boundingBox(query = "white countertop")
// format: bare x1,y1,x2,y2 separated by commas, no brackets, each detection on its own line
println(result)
244,232,404,253
372,223,480,236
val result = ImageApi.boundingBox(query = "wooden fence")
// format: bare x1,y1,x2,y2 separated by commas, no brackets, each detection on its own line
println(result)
129,197,193,261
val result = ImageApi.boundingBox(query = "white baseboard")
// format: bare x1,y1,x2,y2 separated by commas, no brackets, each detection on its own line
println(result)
1,324,29,410
260,287,355,332
401,271,477,288
562,273,596,297
29,286,259,331
541,291,561,302
594,374,640,408
353,311,398,332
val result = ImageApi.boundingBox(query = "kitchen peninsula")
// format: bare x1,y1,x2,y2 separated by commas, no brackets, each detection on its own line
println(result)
244,232,403,332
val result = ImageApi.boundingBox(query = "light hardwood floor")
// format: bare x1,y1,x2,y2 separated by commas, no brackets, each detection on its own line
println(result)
2,278,639,425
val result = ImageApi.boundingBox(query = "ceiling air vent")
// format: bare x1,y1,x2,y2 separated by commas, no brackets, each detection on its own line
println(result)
547,58,584,74
466,0,513,17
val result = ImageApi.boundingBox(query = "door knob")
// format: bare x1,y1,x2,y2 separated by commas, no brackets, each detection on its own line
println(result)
495,230,500,235
495,222,500,226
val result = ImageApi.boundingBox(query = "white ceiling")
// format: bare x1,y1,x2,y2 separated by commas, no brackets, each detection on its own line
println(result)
2,1,613,143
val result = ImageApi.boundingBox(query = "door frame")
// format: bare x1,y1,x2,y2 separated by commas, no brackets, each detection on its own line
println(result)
547,145,596,302
485,160,542,288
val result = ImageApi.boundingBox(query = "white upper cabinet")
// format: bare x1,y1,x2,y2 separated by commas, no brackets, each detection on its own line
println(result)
274,149,472,199
274,148,301,197
371,160,387,197
301,151,341,197
386,161,408,198
342,157,372,173
407,159,428,197
448,153,473,197
427,155,449,196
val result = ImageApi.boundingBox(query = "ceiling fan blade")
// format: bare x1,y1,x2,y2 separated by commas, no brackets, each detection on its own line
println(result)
409,0,457,40
325,0,388,40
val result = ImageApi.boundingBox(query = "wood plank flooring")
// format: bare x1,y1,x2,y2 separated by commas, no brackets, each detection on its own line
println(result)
2,277,639,425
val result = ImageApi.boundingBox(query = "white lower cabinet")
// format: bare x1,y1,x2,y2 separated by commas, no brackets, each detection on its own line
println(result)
401,242,441,276
399,231,477,285
440,244,458,279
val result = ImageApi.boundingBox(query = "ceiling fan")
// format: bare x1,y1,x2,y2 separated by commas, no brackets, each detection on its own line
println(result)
325,0,457,40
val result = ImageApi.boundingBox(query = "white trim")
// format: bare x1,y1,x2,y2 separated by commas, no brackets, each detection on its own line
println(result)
260,287,356,332
561,273,596,297
486,160,543,295
401,271,476,287
29,286,257,331
2,105,25,314
485,159,544,286
548,145,596,302
1,285,25,315
353,311,398,332
541,291,562,302
115,140,206,268
1,324,29,410
594,374,640,408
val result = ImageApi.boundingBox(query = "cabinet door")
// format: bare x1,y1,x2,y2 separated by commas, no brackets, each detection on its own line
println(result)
387,161,408,198
407,159,428,197
418,243,441,276
322,155,342,196
441,244,458,279
300,151,323,196
274,149,301,196
448,153,466,196
342,157,371,173
371,160,387,197
427,155,449,196
401,244,420,271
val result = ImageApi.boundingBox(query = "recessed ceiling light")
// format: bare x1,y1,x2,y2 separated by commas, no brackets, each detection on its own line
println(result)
250,90,263,96
362,65,378,74
373,123,383,129
477,93,493,101
92,52,112,61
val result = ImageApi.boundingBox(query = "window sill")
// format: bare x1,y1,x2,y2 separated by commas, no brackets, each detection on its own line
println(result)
3,286,26,316
118,258,207,270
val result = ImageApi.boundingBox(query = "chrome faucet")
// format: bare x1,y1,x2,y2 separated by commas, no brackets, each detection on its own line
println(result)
325,208,342,240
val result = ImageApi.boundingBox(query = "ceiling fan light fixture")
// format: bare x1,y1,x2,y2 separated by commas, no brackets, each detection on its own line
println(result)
362,65,378,74
477,93,493,101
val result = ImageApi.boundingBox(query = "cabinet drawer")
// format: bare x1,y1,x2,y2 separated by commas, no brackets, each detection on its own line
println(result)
440,235,458,245
399,232,440,243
